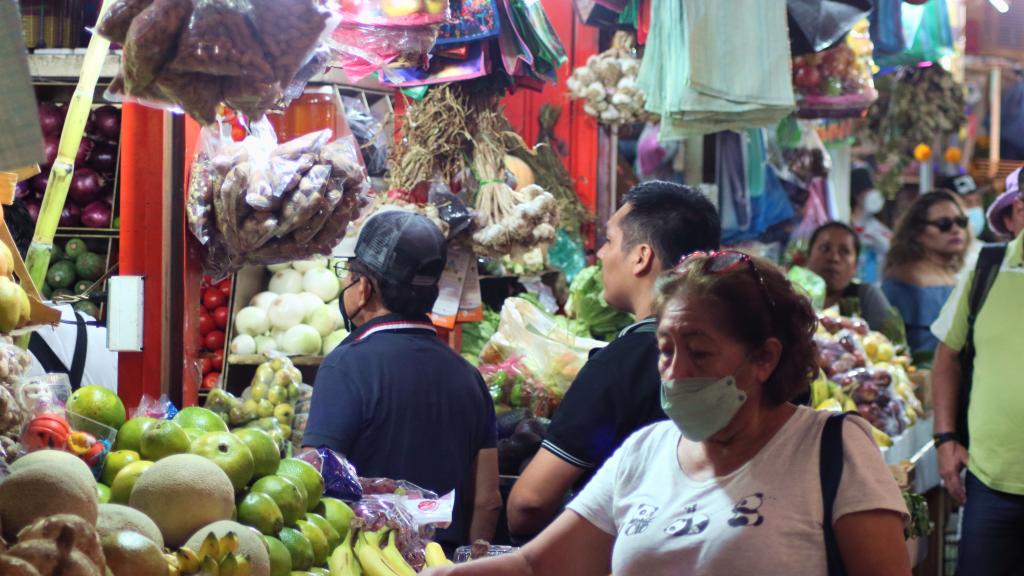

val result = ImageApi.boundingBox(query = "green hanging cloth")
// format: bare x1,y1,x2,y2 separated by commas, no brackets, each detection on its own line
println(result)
619,0,638,27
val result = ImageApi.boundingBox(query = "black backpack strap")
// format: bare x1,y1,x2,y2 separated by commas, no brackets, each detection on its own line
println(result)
26,311,88,391
68,312,88,390
820,412,849,576
956,243,1007,446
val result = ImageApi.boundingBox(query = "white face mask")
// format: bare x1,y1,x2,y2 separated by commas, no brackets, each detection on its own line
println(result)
661,367,749,442
863,190,885,215
966,206,986,237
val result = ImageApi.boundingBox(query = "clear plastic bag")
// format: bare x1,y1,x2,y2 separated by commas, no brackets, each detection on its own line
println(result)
339,0,450,27
329,22,440,81
121,0,194,94
170,0,274,79
794,25,878,119
297,446,362,501
131,393,179,419
188,121,237,245
96,0,155,44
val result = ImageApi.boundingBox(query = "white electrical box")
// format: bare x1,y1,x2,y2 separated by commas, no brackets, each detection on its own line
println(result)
106,276,144,352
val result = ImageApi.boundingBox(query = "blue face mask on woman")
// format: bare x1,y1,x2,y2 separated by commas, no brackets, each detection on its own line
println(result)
966,206,986,237
660,359,749,442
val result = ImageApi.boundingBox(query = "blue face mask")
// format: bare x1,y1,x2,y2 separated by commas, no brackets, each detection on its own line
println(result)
966,207,986,237
661,364,749,442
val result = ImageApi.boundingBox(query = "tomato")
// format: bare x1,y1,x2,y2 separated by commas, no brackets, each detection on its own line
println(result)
198,313,214,336
212,349,224,368
204,330,226,351
202,372,220,389
203,288,226,311
217,277,232,296
212,306,229,329
201,356,213,375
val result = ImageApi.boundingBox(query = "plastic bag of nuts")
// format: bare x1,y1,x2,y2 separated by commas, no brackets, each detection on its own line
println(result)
96,0,155,44
170,0,274,80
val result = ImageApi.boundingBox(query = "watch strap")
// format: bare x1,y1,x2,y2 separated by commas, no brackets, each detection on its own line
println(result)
933,432,958,447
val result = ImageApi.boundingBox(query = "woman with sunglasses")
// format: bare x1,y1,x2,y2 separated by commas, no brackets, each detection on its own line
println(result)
424,251,910,576
882,190,971,363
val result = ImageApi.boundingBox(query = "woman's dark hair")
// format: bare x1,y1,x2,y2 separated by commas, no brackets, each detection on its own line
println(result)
885,189,968,274
808,221,861,257
620,181,721,268
350,259,439,317
653,254,819,406
3,199,33,258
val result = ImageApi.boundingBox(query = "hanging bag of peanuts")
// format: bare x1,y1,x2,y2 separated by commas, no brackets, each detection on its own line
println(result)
567,30,655,126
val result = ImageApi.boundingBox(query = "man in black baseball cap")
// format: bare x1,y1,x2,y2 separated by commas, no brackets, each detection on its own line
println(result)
303,210,500,550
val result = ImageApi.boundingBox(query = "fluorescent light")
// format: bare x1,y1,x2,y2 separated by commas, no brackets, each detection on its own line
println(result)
990,0,1009,13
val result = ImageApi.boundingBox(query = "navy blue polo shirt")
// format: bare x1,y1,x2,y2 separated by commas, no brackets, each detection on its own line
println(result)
302,313,497,547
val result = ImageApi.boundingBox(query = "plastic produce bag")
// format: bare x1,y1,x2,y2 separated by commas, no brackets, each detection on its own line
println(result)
787,266,826,310
793,24,878,119
547,228,586,284
187,121,240,245
480,297,606,395
480,356,559,417
298,447,363,501
339,0,450,26
330,22,441,81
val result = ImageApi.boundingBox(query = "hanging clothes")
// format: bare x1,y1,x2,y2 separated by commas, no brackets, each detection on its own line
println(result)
716,131,750,233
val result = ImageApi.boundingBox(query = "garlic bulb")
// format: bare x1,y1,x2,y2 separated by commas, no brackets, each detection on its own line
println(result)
567,30,657,126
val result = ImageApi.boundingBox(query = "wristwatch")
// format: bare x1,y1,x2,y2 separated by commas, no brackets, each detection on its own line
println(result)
933,432,958,447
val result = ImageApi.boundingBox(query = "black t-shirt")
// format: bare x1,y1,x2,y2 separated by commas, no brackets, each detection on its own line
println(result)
302,314,497,547
541,318,665,481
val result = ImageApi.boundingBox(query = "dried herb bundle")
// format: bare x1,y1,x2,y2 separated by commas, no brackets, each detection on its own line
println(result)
388,84,472,191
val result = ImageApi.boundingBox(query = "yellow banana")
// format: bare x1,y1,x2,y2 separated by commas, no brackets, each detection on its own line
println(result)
219,532,241,559
381,530,416,576
424,542,453,567
354,530,399,576
198,532,221,562
329,523,362,576
177,547,203,573
199,555,221,576
220,552,253,576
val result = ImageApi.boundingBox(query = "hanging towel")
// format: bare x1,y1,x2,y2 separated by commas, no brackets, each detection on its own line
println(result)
717,131,750,232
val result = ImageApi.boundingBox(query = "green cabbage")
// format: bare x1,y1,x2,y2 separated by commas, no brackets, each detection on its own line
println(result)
566,265,634,341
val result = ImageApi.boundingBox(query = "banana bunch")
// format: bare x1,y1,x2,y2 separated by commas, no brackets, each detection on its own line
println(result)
328,528,362,575
351,527,416,576
424,543,453,568
165,531,253,576
0,241,34,334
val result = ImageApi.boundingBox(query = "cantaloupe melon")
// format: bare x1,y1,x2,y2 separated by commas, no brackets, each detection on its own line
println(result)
96,504,164,548
9,450,95,487
101,530,168,576
0,464,98,541
185,521,270,576
128,454,234,548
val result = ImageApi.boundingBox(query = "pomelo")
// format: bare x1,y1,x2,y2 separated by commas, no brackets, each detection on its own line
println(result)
140,420,190,461
66,384,126,430
113,416,157,452
190,431,255,491
174,406,229,433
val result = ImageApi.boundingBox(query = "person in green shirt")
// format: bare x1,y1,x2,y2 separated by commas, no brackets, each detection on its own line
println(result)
931,218,1024,576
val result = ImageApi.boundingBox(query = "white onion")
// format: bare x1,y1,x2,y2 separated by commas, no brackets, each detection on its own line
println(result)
267,262,292,273
255,335,278,354
249,291,278,310
322,329,348,355
234,306,270,337
308,304,337,337
325,299,344,330
297,291,325,321
292,257,328,273
230,334,257,355
268,293,304,330
302,267,340,302
271,329,288,347
268,269,303,294
282,324,322,355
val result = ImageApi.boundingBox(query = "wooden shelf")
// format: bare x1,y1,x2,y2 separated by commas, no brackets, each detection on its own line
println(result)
228,354,324,366
55,227,120,238
29,51,121,80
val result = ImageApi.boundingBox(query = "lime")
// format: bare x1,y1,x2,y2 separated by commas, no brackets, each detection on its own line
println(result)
233,428,281,479
251,475,306,527
67,385,126,430
173,406,229,433
278,527,313,571
113,417,157,452
100,450,141,486
110,460,154,503
314,498,354,541
276,459,324,512
239,492,284,535
303,513,340,551
96,483,111,503
262,535,292,576
140,421,190,461
189,431,254,492
295,519,328,567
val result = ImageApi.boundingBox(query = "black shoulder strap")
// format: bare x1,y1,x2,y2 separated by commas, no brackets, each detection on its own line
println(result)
957,243,1007,446
820,412,849,576
26,312,88,391
68,312,88,390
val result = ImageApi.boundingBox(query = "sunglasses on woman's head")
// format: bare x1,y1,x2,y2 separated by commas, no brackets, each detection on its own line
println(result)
925,216,968,233
673,250,777,312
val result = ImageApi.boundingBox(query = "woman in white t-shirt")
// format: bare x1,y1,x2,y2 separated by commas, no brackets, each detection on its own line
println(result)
426,251,910,576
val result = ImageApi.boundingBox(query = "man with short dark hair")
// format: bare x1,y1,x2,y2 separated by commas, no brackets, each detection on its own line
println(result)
302,210,500,550
507,181,720,538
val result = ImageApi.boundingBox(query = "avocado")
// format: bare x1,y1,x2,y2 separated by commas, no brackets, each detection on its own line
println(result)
75,252,105,282
64,238,88,259
50,243,64,262
73,300,101,320
46,260,77,289
74,280,92,294
497,408,532,440
41,283,52,299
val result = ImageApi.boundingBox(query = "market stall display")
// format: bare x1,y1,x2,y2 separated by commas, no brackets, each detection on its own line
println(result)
792,22,878,119
198,277,232,389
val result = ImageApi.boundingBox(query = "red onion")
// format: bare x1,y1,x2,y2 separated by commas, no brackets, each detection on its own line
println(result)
89,141,117,175
92,106,121,141
29,172,48,194
25,200,41,221
75,138,93,166
42,135,58,170
60,203,81,227
15,181,30,200
38,102,64,137
81,200,112,228
69,168,104,206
